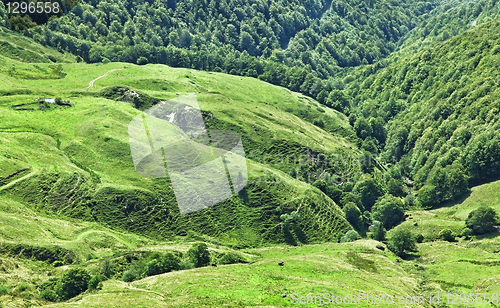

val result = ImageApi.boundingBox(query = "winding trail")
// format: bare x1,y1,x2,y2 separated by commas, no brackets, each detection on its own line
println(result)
84,68,124,90
0,170,37,192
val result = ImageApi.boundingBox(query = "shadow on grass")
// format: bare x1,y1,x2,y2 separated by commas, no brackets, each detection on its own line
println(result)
402,253,420,261
474,229,500,240
431,190,472,210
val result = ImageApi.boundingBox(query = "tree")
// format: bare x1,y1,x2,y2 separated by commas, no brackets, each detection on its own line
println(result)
239,31,255,53
344,202,363,229
0,2,10,29
387,178,405,197
465,206,499,235
340,230,359,243
327,90,350,112
55,268,91,300
325,185,343,204
387,228,417,257
340,192,363,210
137,56,148,65
371,195,405,230
353,176,384,211
316,90,329,105
361,137,378,153
372,222,386,242
144,253,181,276
416,184,439,209
313,180,328,194
438,228,455,242
369,117,387,145
354,117,373,139
187,243,210,267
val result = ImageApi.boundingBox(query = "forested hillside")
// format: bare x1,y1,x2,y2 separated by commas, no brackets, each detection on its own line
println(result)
398,0,500,55
15,0,438,75
4,1,500,306
345,18,500,208
281,0,437,77
0,0,441,110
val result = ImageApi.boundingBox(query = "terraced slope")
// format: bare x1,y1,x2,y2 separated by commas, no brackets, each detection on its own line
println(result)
0,48,362,246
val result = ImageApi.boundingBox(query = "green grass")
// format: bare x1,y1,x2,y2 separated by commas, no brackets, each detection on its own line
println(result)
35,240,434,308
387,179,500,301
0,27,75,64
0,51,361,247
2,30,500,308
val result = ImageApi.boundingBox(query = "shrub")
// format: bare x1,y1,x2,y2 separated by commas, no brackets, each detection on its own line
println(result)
313,119,325,128
465,206,499,235
460,228,472,238
415,234,424,243
438,228,455,242
0,284,9,296
371,195,405,230
55,268,91,301
187,243,211,267
404,195,416,208
372,223,386,242
13,282,31,293
100,259,114,278
368,220,381,232
340,192,363,210
343,202,363,229
40,289,58,302
340,230,360,243
144,253,180,276
387,228,417,257
53,261,64,267
122,269,139,282
325,185,342,204
88,275,104,291
179,260,195,270
218,252,241,265
137,56,148,65
86,253,94,261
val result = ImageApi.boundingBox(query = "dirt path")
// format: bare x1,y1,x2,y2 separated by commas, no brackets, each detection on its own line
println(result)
0,170,37,192
84,68,124,90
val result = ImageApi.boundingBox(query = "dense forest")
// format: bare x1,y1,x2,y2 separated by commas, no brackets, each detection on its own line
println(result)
347,19,500,209
8,0,439,77
398,0,500,55
2,0,500,227
0,0,442,107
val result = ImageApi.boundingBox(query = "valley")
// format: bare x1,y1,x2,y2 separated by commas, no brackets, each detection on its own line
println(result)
1,1,500,307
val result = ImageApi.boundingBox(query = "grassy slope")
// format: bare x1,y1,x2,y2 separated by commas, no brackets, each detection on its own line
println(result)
0,29,362,250
41,240,432,308
7,180,500,307
2,20,500,308
390,179,500,297
0,27,75,64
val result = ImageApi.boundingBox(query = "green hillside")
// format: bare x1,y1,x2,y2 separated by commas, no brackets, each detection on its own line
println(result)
0,28,75,64
389,178,500,297
344,17,500,207
0,40,363,248
398,0,500,56
3,2,500,307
